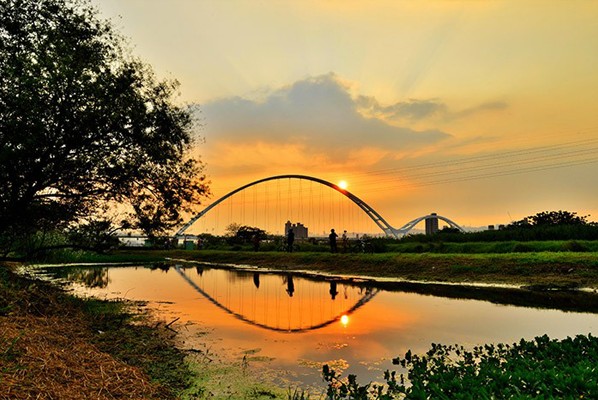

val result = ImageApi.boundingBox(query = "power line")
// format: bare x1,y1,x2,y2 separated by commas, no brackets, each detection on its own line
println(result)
340,133,598,193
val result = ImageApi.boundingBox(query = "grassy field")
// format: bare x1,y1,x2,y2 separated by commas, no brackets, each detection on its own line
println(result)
29,245,598,289
107,249,598,289
385,239,598,253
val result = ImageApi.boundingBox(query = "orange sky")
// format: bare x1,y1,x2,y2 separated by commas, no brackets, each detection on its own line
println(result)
92,1,598,232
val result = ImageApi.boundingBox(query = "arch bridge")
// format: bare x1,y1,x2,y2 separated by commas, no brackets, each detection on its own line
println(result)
176,174,464,238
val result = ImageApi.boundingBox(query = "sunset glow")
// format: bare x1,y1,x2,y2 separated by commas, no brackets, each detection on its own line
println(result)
91,1,598,229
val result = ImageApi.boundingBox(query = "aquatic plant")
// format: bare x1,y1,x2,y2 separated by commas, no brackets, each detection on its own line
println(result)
323,334,598,399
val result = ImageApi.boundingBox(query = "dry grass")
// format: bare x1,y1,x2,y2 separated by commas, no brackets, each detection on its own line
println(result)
1,316,167,399
0,265,178,399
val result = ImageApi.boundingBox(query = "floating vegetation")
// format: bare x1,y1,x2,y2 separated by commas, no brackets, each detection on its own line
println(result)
323,334,598,399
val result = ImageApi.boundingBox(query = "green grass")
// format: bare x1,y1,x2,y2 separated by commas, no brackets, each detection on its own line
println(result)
28,248,168,264
386,240,598,254
180,354,289,399
168,238,598,254
36,247,598,289
152,249,598,288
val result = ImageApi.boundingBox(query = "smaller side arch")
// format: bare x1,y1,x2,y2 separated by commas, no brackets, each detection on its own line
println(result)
394,214,465,236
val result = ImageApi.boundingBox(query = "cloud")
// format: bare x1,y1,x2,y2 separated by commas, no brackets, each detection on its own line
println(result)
358,97,508,123
200,73,450,159
449,101,508,120
358,96,447,121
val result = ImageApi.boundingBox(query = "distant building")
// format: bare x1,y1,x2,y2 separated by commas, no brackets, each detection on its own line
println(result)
425,213,439,235
285,221,308,239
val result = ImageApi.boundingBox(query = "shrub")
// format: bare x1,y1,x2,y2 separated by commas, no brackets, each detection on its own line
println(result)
512,243,533,252
561,240,588,252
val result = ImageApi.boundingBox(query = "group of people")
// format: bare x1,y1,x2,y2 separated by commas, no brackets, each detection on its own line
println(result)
286,228,349,253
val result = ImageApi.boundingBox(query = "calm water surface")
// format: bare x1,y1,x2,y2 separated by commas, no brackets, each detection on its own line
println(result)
36,264,598,388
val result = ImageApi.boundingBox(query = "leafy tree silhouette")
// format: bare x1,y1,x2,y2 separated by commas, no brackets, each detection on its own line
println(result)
0,0,209,257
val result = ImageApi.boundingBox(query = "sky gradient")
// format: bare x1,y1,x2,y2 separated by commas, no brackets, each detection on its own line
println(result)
92,0,598,231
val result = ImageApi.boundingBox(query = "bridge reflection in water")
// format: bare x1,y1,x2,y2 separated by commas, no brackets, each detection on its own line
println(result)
175,265,378,333
34,263,598,389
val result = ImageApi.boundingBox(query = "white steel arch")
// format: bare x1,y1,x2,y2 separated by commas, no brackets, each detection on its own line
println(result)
176,174,465,238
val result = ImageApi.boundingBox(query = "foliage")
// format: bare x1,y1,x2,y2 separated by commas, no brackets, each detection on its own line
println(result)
65,219,121,252
508,210,591,228
389,238,598,253
225,223,243,237
398,211,598,244
227,225,268,245
0,0,209,257
323,334,598,399
402,223,598,244
287,387,311,400
3,218,122,260
323,364,399,399
367,237,388,253
45,266,111,288
195,233,226,249
437,226,461,234
560,240,589,252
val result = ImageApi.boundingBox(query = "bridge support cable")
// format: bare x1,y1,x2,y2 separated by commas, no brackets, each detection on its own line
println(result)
175,174,466,239
176,174,400,238
175,266,379,333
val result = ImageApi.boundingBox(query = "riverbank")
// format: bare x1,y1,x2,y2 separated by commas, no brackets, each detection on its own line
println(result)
99,249,598,290
33,245,598,289
0,263,197,399
1,262,307,399
4,249,598,398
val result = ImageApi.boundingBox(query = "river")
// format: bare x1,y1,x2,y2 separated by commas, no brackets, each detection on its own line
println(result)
32,262,598,390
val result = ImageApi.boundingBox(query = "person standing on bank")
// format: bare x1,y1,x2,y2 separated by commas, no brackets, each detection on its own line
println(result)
341,230,348,253
329,228,338,253
287,228,295,252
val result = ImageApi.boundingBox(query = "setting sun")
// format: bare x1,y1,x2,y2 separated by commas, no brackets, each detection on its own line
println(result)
338,180,348,190
340,314,349,327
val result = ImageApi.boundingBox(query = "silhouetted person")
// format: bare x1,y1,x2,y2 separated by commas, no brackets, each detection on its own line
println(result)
329,229,338,253
252,234,260,251
287,228,295,252
195,266,204,276
329,281,339,300
285,274,295,297
158,263,170,272
253,272,260,289
341,230,348,253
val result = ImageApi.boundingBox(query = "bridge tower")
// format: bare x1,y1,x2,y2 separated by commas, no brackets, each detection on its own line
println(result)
425,213,439,235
